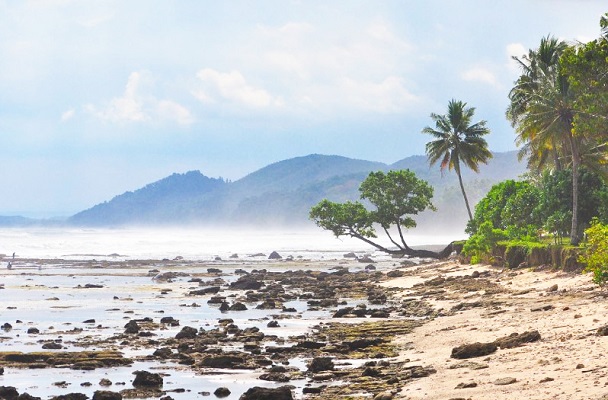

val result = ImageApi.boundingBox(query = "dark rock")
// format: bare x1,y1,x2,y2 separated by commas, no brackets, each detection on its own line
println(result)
302,387,323,394
219,302,230,312
455,382,478,389
386,270,404,278
365,264,376,271
0,386,19,400
230,276,264,290
200,355,245,369
493,330,541,349
239,386,293,400
83,319,95,324
99,379,112,387
2,323,12,331
207,268,222,274
308,357,334,372
346,338,382,350
189,287,221,296
83,284,104,289
408,365,437,378
50,394,88,400
27,327,39,334
132,370,163,388
0,367,3,375
343,252,357,258
372,392,393,400
370,310,390,318
451,342,497,359
92,391,122,400
153,348,173,359
160,316,179,326
358,256,375,263
229,302,248,311
42,342,63,349
531,305,554,312
175,326,198,339
361,367,380,377
17,393,42,400
597,325,608,336
213,387,231,398
493,377,517,385
124,320,139,334
267,320,280,328
259,372,290,382
268,251,282,260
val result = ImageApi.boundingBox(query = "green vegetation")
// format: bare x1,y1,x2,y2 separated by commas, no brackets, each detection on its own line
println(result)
580,219,608,286
422,99,492,221
310,170,453,258
462,13,608,279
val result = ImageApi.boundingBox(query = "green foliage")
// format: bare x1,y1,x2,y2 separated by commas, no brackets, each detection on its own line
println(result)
579,219,608,286
359,170,435,230
309,170,435,252
537,168,608,237
462,221,508,264
309,200,376,239
466,180,541,235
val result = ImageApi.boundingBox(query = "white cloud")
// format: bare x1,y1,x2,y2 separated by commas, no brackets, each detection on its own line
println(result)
337,76,420,114
60,108,75,122
157,100,194,126
195,68,282,108
86,71,193,126
461,67,500,88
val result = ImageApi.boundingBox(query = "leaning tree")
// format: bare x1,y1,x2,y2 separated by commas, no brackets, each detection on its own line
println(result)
309,169,455,259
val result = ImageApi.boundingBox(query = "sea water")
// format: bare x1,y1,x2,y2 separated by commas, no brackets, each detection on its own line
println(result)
0,227,458,261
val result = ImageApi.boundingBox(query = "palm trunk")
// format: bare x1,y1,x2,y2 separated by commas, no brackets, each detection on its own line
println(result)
456,168,473,221
568,133,581,245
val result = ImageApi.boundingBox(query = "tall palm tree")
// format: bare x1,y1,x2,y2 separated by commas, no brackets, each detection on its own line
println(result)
507,36,569,172
507,35,584,244
422,99,492,222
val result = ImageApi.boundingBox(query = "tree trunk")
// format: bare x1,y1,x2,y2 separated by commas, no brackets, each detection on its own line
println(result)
456,168,473,222
569,134,581,245
348,230,457,259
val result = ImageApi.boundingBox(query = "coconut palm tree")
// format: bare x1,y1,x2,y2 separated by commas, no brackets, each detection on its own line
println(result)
422,99,492,222
507,36,570,172
507,35,585,244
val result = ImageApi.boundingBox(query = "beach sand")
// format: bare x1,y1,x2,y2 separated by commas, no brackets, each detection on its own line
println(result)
381,260,608,400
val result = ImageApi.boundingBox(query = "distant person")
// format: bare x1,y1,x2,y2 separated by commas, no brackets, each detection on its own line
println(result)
6,261,11,270
12,252,15,260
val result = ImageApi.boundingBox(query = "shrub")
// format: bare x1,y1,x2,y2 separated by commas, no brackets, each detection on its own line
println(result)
579,219,608,287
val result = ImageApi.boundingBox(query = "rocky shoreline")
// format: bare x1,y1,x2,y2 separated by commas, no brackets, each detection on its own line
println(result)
0,255,605,399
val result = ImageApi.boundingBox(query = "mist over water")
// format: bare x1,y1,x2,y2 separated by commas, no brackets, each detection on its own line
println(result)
0,227,463,261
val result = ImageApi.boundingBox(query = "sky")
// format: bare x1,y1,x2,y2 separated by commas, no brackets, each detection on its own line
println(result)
0,0,606,217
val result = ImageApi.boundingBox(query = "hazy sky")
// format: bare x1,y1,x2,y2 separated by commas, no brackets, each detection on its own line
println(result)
0,1,606,217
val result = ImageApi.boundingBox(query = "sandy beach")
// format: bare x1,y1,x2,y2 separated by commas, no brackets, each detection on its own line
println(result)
382,259,608,400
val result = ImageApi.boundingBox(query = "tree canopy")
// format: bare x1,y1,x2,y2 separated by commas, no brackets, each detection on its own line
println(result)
310,170,453,259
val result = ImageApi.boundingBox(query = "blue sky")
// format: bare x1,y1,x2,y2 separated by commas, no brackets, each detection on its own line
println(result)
0,0,606,217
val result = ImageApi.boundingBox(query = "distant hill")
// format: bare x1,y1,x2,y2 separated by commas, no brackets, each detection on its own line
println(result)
69,171,226,226
66,151,527,234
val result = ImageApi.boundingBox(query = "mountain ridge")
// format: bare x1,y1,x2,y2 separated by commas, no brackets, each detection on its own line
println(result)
66,151,526,233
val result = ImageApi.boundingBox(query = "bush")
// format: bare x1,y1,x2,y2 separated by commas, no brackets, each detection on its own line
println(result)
579,219,608,286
